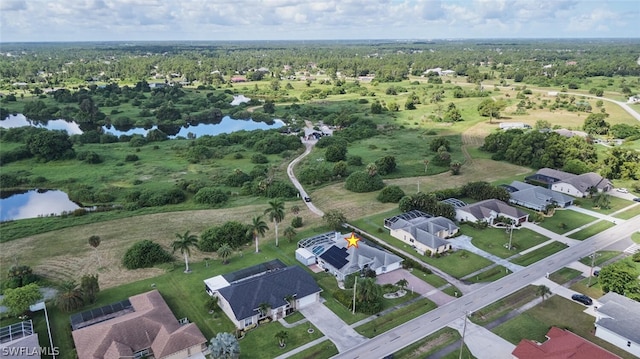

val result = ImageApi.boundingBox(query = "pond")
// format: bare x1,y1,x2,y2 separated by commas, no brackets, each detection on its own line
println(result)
0,114,284,138
0,189,82,222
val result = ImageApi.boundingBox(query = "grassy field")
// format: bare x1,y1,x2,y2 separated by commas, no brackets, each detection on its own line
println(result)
549,267,583,285
616,203,640,220
578,250,621,267
568,220,616,240
492,295,634,358
536,209,597,234
467,227,549,258
355,298,437,338
392,327,475,359
466,265,509,283
576,196,635,215
287,340,338,359
469,285,537,326
511,242,569,266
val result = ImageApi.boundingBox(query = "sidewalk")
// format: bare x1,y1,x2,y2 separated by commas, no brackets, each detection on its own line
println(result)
449,235,524,273
520,222,581,247
567,206,626,224
449,317,515,359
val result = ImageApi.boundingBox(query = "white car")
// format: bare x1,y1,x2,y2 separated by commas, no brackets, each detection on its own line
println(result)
616,188,629,193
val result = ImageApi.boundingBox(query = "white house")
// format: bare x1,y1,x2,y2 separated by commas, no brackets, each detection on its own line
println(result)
530,168,612,198
456,199,529,225
594,292,640,357
204,261,322,330
384,210,458,256
295,247,316,266
0,321,41,359
506,181,574,211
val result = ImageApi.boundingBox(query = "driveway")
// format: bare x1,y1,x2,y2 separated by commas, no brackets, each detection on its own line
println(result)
298,302,367,352
376,269,455,306
449,317,515,359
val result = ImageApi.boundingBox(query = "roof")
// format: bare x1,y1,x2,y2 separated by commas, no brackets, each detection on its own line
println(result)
217,266,321,321
512,327,620,359
536,168,611,193
596,292,640,344
509,181,574,208
458,199,528,221
384,210,432,228
320,246,350,269
388,215,458,249
72,290,206,359
222,259,286,283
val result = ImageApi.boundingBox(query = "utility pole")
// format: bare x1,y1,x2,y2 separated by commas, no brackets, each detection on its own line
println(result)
588,250,596,287
352,276,357,315
459,311,468,359
508,224,514,250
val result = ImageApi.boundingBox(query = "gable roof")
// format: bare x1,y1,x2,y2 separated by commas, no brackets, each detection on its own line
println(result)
389,214,458,249
512,326,620,359
459,199,528,221
509,181,574,207
217,266,321,321
536,168,612,193
72,290,206,359
596,292,640,344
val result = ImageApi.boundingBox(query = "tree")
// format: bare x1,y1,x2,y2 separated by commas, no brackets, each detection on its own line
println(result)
583,113,610,135
122,240,173,269
450,161,462,175
284,294,296,312
477,99,506,123
80,274,100,304
218,243,233,264
56,280,84,312
377,185,405,203
430,137,451,152
423,159,430,173
172,231,199,273
325,144,347,162
366,163,378,176
536,285,552,303
264,198,286,247
88,235,101,267
395,279,409,291
323,209,347,230
599,261,640,296
355,277,383,314
275,330,289,348
6,265,38,289
209,332,240,359
290,205,300,215
27,130,74,161
375,155,396,175
258,302,271,319
284,226,297,243
593,193,611,210
248,215,269,253
0,283,42,316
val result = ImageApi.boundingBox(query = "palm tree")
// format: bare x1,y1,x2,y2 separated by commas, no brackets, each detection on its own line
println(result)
88,235,101,267
275,330,289,348
395,279,409,291
423,159,430,174
56,280,84,312
172,231,199,273
284,226,297,243
284,294,296,313
357,277,382,303
450,161,462,175
257,302,271,320
209,332,240,359
536,285,552,303
264,198,285,247
218,243,233,264
366,163,378,176
248,216,269,253
290,205,300,215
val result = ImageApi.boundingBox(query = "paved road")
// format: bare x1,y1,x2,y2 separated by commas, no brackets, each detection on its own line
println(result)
332,215,640,359
299,302,368,352
286,138,324,216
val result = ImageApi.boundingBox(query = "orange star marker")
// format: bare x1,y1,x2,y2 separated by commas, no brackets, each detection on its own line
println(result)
345,232,360,249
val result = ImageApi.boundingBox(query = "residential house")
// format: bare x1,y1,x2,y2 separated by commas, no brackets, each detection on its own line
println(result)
553,129,588,138
506,181,574,211
71,290,207,359
0,321,41,359
594,292,640,357
527,168,612,198
204,261,322,330
455,199,529,225
512,326,620,359
297,232,403,281
384,210,458,256
499,122,531,130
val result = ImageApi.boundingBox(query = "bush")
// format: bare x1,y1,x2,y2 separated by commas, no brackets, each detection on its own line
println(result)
345,171,385,193
122,240,173,269
251,153,269,164
77,151,102,164
377,185,405,203
194,187,229,206
125,154,139,162
347,155,363,166
291,216,303,228
325,144,347,162
200,221,251,252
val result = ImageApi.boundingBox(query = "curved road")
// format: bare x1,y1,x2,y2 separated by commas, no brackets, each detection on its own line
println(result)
287,138,324,216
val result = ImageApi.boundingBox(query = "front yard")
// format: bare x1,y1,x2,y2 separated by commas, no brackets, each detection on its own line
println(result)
511,242,568,266
467,227,549,258
536,209,596,234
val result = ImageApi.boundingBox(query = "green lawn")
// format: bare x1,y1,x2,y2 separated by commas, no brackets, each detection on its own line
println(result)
467,227,549,258
549,267,583,285
568,221,616,240
633,232,640,244
616,204,640,220
241,320,324,359
511,242,568,266
466,265,509,283
492,295,634,358
423,250,494,279
287,340,338,359
470,286,537,326
578,251,621,267
570,277,605,299
355,298,437,338
393,327,475,359
576,196,634,215
536,210,597,234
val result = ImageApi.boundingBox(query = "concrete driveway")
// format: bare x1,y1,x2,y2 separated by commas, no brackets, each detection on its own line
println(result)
376,269,455,306
449,317,515,359
298,302,367,352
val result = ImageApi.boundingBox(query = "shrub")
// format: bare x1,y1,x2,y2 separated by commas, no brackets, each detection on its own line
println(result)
77,151,102,164
347,155,363,166
200,221,251,252
125,154,139,162
122,240,173,269
345,171,385,193
377,185,405,203
325,144,348,162
251,153,269,164
291,216,303,228
194,187,229,206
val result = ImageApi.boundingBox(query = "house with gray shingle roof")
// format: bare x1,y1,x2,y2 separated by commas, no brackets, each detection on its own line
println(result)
530,168,612,198
385,212,458,256
71,290,206,359
204,264,322,329
594,292,640,357
455,199,529,225
507,181,574,211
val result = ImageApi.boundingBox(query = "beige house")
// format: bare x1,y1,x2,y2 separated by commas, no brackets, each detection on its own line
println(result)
71,290,207,359
385,211,459,256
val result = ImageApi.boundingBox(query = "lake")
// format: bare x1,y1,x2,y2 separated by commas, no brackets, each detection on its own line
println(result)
0,114,284,138
0,189,82,222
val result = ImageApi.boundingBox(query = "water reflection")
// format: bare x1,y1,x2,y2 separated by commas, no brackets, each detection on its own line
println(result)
0,189,81,222
1,114,283,138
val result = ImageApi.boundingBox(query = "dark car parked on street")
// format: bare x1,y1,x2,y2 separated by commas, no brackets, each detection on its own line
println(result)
571,294,593,305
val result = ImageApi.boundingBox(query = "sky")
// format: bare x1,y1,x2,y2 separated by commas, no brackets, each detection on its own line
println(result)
1,0,639,42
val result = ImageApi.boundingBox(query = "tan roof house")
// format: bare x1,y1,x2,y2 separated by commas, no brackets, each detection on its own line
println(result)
385,211,458,256
71,290,207,359
455,199,529,225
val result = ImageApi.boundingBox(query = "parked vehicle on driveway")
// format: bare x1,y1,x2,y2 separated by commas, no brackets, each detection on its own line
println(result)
616,188,628,193
633,197,640,202
571,294,593,305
